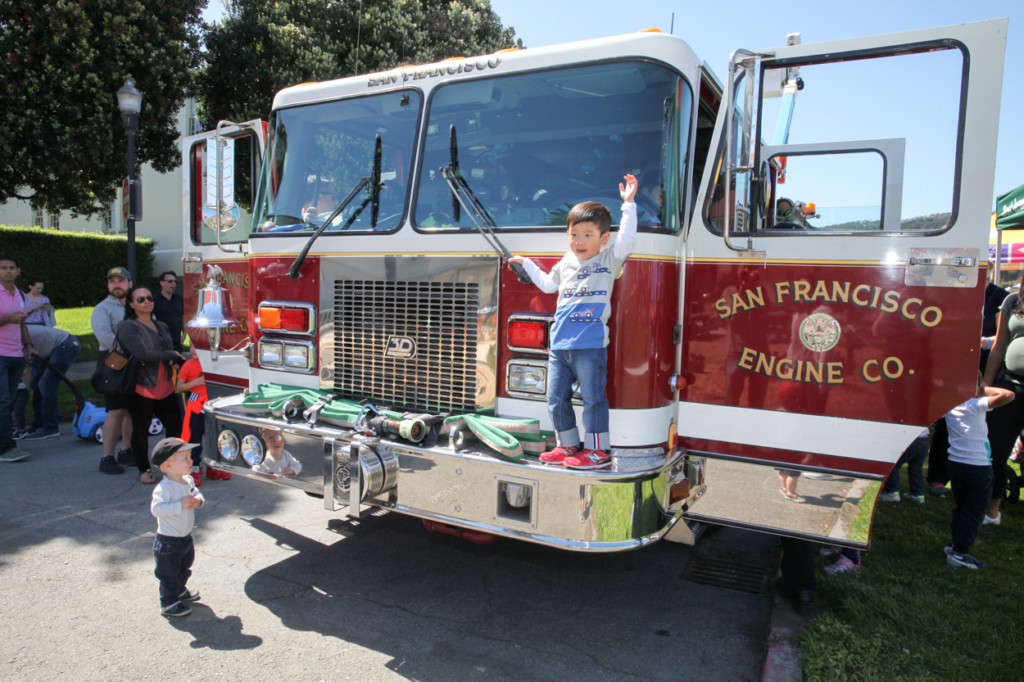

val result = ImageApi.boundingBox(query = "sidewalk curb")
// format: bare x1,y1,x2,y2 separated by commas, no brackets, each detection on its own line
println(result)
761,591,806,681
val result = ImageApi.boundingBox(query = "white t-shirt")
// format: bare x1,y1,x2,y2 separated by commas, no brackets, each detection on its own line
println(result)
521,202,637,350
253,449,302,476
151,477,204,537
945,396,993,466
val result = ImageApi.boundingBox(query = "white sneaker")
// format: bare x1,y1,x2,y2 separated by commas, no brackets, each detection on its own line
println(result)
879,492,901,503
982,512,1001,526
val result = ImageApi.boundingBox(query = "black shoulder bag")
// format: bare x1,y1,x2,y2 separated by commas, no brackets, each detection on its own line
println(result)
91,326,138,396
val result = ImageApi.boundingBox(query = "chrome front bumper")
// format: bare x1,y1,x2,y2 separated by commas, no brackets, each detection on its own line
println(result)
203,395,704,551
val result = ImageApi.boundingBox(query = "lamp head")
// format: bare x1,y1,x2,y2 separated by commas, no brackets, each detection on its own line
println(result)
117,80,142,128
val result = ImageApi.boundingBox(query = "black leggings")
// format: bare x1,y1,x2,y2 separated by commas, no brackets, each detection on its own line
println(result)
127,392,183,473
984,375,1024,502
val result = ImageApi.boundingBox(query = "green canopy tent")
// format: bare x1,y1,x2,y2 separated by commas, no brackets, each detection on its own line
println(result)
997,184,1024,230
992,183,1024,280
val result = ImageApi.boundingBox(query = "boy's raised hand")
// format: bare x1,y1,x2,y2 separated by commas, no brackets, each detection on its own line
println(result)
619,173,638,203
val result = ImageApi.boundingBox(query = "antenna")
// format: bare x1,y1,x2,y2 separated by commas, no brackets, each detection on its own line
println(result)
354,0,363,76
670,12,675,34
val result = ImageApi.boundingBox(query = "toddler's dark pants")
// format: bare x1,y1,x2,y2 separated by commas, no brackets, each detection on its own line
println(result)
154,533,194,608
948,461,992,555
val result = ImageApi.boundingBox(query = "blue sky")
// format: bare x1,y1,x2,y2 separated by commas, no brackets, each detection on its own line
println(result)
204,0,1022,209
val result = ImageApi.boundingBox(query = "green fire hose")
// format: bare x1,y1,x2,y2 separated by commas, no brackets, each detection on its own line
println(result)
239,383,554,462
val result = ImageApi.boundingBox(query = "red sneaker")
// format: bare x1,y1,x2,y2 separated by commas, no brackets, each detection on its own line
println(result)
563,449,611,470
191,467,202,487
539,445,578,464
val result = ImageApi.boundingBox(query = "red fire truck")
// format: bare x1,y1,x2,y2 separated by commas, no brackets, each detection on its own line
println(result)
181,19,1007,550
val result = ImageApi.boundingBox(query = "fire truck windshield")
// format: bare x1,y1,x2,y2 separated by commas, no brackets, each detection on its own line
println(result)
415,61,689,232
253,61,690,235
253,90,420,234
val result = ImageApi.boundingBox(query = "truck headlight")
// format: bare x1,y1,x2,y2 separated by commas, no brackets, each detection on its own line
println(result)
259,340,283,365
284,343,309,369
506,360,547,397
241,434,264,466
217,429,240,460
258,338,315,372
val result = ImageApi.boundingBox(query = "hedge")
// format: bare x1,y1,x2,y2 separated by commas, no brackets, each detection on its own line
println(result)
0,225,154,307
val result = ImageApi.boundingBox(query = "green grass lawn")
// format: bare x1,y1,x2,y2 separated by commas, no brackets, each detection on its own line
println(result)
56,306,99,363
803,464,1024,680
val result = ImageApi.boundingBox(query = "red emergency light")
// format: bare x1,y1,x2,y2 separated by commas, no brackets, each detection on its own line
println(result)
507,318,549,351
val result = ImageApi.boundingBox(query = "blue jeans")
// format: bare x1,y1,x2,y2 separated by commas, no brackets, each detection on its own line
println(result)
883,432,928,496
13,387,28,429
153,533,195,608
0,354,26,453
29,336,81,432
547,348,609,450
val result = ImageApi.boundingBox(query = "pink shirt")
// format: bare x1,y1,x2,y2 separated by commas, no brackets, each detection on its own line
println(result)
0,285,26,357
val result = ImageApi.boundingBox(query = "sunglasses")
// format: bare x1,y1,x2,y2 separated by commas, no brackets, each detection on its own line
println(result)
135,295,154,303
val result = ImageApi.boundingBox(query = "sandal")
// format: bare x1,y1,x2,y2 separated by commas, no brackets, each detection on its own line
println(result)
140,471,156,485
779,488,805,503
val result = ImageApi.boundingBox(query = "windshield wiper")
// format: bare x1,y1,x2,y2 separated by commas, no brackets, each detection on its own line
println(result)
439,125,531,284
287,136,382,279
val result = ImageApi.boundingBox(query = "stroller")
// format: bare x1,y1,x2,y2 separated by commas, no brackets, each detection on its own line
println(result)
33,355,162,442
27,354,108,441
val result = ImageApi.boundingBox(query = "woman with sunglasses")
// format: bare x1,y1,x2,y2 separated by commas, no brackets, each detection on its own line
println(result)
119,285,186,484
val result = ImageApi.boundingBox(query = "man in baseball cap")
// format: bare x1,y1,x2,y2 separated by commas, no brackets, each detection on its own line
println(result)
91,265,134,475
106,266,133,280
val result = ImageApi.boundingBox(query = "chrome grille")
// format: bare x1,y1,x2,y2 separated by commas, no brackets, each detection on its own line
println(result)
333,280,479,412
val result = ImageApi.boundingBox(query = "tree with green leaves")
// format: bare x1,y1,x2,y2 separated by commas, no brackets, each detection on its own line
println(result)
0,0,206,217
198,0,521,129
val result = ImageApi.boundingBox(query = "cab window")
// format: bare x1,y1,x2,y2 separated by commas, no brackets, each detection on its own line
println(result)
707,45,964,234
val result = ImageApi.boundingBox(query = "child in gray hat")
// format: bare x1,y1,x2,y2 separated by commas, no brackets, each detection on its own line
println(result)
150,437,205,617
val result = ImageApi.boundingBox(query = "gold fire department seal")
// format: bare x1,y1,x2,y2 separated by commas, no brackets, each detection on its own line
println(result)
799,312,841,352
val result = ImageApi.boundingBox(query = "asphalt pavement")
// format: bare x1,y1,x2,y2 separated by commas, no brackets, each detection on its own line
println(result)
1,387,805,681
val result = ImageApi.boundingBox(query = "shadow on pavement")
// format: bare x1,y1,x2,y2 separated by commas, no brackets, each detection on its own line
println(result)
242,513,774,681
0,433,296,564
168,604,264,651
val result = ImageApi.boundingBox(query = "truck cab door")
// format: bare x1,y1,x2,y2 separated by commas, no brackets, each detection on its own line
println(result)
181,120,266,391
681,20,1006,545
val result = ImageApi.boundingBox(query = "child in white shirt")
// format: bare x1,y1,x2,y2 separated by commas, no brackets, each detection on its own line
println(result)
253,426,302,476
943,374,1013,569
150,437,205,617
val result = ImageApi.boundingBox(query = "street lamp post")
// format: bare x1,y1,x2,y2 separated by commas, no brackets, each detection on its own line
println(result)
117,80,142,278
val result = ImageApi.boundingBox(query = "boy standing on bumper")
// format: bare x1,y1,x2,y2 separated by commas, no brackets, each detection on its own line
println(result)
944,374,1013,569
509,174,638,470
151,437,205,616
